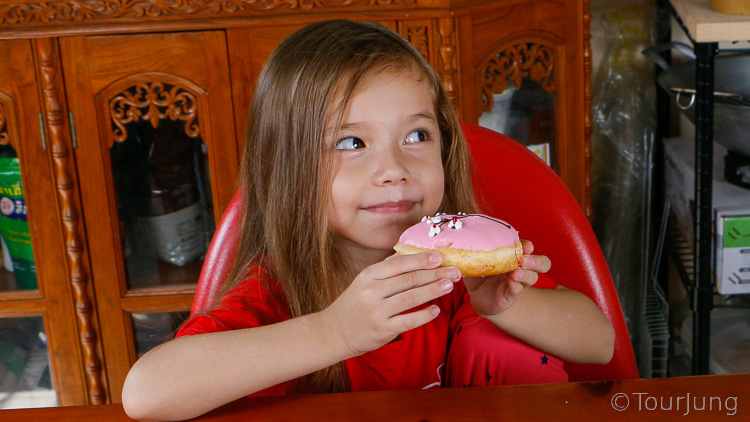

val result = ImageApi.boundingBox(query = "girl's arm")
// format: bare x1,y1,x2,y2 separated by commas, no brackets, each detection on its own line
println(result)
122,312,349,421
123,252,457,421
483,285,615,364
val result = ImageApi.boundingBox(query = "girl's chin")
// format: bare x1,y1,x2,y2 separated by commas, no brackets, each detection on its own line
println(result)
334,231,398,251
357,235,403,254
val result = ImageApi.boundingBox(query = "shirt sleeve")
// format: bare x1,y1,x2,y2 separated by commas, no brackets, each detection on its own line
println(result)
175,275,297,397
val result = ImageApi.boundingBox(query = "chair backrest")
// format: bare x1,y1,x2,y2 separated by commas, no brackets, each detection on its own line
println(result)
191,122,639,382
190,191,243,316
461,123,637,381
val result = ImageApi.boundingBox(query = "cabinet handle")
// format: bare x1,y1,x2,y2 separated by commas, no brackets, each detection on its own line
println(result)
68,111,78,149
37,112,47,151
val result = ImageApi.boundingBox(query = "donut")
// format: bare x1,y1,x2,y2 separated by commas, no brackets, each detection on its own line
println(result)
393,212,523,278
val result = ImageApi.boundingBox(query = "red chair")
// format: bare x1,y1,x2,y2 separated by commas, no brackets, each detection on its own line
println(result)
190,122,639,382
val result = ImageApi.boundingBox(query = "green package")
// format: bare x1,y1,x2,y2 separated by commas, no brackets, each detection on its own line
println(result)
0,156,37,290
723,216,750,248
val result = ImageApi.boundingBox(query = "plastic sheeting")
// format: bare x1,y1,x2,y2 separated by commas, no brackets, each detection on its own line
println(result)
590,0,657,368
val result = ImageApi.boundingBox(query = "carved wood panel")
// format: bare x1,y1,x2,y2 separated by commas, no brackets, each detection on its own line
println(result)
34,38,107,405
108,79,202,143
437,16,459,113
479,40,555,114
0,93,14,147
0,0,418,26
0,101,6,144
398,19,432,62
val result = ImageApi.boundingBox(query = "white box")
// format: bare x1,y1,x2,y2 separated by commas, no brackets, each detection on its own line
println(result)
716,209,750,295
663,136,750,295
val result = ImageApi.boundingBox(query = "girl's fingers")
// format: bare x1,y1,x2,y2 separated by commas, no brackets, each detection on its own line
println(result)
520,255,551,273
522,239,534,255
383,278,455,317
380,267,461,299
388,304,441,333
370,252,442,280
511,269,538,286
509,280,524,296
499,281,524,303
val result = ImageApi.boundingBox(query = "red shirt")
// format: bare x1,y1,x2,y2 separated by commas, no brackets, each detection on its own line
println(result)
176,267,558,397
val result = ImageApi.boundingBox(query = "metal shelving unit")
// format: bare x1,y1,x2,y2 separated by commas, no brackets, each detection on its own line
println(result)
656,0,750,375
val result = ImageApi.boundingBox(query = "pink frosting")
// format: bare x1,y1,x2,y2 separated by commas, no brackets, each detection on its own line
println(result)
398,213,520,251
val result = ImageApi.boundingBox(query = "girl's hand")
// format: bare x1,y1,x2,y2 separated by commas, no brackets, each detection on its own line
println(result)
463,240,551,316
319,252,462,358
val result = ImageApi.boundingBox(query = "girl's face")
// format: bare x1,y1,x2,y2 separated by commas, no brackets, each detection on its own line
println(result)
326,68,445,264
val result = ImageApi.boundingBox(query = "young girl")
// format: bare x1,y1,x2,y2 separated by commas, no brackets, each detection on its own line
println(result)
122,19,615,421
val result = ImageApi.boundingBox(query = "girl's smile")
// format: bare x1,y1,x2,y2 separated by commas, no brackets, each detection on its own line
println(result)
362,200,418,213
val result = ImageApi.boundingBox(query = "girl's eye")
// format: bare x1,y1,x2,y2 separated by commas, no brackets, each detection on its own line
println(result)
335,136,365,150
404,129,429,144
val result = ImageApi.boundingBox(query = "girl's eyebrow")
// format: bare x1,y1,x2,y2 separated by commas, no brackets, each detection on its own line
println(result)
407,111,437,123
338,111,437,131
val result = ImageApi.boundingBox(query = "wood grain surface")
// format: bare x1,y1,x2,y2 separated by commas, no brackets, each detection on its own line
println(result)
0,373,747,421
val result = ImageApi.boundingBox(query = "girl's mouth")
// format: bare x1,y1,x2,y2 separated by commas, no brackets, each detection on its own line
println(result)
363,201,416,213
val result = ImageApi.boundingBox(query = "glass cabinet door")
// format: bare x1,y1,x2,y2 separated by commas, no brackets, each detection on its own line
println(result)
0,117,53,409
0,317,56,409
130,311,189,358
1,39,89,406
61,31,239,402
0,144,37,293
0,142,60,409
110,102,215,290
478,42,558,170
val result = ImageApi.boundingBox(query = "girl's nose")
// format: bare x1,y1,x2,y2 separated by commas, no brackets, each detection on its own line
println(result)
374,146,409,185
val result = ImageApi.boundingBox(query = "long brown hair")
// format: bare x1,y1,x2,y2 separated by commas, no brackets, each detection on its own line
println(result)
219,19,477,393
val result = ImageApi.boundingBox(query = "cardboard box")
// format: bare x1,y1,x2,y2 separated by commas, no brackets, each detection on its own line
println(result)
663,136,750,295
716,209,750,294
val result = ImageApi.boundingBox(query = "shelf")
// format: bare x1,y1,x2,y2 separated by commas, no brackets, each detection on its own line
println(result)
126,258,203,290
671,0,750,42
0,389,56,410
659,0,744,376
0,269,40,304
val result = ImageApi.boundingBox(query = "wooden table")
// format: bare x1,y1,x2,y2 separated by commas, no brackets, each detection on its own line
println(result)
1,374,748,421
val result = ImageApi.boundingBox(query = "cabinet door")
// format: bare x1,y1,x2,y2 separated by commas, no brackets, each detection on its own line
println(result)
60,31,238,401
227,25,303,146
0,40,88,407
458,0,589,212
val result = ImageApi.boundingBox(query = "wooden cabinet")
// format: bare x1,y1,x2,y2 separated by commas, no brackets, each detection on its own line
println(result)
0,0,592,407
0,39,89,406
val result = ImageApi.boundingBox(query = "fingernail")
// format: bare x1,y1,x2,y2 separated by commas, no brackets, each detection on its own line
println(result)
430,253,442,265
440,279,453,291
431,305,440,316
